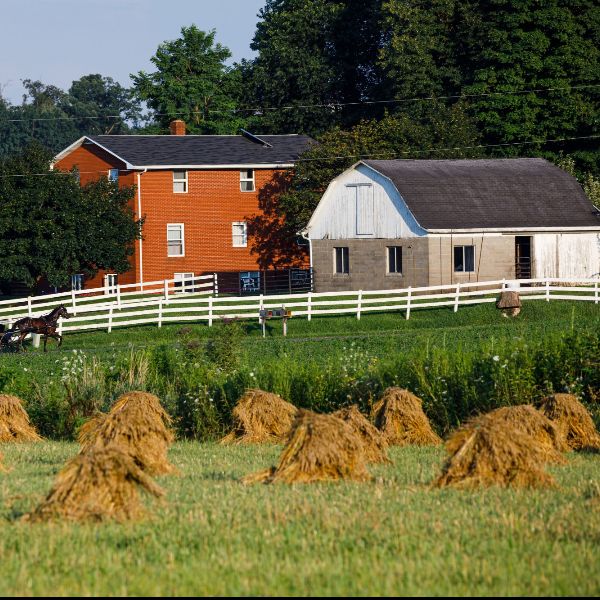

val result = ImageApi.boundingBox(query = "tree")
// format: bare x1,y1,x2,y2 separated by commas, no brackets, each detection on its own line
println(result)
131,26,244,134
0,143,141,291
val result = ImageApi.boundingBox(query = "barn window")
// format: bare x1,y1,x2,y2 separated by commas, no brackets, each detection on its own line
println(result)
71,274,84,291
108,168,119,184
240,169,255,192
104,274,118,294
167,224,185,257
173,170,188,193
387,247,402,274
334,247,349,274
454,245,475,272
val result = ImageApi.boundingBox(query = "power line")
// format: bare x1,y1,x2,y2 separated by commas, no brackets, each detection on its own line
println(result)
2,83,599,124
0,134,597,179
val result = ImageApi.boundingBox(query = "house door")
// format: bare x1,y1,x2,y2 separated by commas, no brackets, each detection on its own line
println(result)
515,236,532,279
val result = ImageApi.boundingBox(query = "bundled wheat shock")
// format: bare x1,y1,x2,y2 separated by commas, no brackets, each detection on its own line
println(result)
0,394,42,442
536,393,600,451
243,409,372,484
220,388,298,444
25,447,164,522
371,387,442,446
332,404,390,463
78,391,175,475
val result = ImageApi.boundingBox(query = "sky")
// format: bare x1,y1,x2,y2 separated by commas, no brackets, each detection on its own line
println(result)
0,0,266,105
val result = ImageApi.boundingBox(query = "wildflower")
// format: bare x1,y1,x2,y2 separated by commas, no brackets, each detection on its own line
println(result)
492,355,500,362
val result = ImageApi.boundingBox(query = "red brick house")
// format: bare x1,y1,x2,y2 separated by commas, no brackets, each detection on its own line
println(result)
52,121,314,292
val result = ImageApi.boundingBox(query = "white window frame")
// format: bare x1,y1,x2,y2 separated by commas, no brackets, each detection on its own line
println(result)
173,170,188,193
174,272,195,293
71,273,84,291
387,246,403,275
108,168,119,184
334,247,350,275
454,245,475,273
240,169,255,192
104,273,118,294
167,223,185,257
232,221,248,247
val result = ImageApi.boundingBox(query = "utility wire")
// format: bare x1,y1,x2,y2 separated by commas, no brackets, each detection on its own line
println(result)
2,83,599,123
0,134,597,179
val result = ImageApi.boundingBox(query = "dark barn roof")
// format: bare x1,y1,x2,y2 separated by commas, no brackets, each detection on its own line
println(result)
362,158,600,230
85,134,314,167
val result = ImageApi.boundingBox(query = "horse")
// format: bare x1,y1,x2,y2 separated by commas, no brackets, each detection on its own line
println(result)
1,305,71,352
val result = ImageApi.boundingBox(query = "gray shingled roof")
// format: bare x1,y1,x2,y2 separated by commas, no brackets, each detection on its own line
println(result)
362,158,600,230
85,134,314,167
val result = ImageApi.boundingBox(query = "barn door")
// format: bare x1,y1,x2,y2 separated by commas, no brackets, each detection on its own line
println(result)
515,236,532,279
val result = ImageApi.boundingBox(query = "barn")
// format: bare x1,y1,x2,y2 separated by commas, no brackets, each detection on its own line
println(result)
302,158,600,292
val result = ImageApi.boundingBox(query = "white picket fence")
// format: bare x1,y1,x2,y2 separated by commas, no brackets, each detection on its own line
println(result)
0,277,598,337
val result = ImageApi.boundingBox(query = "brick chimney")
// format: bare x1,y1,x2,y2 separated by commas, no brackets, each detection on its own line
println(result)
169,119,186,135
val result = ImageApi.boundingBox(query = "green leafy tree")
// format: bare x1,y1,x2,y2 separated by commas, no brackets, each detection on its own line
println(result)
131,26,245,134
0,143,141,291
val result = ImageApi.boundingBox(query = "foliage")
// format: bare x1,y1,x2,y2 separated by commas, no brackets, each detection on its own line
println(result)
0,143,141,290
555,153,600,209
131,26,245,134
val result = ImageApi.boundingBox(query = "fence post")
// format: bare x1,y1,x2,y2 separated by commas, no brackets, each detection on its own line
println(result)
454,283,460,313
405,287,412,320
116,284,121,309
258,294,264,324
71,288,77,315
208,295,213,327
213,273,219,297
157,298,163,328
501,278,506,290
595,281,598,305
545,279,550,302
307,292,312,321
108,305,113,333
27,296,33,317
58,316,64,336
164,279,169,304
357,290,362,320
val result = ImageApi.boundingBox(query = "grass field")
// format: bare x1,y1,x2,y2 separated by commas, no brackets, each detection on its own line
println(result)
1,441,599,596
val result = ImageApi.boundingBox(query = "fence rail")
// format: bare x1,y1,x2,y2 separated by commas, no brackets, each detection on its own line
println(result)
0,277,598,337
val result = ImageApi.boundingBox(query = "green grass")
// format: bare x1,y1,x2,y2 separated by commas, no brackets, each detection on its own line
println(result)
1,441,599,596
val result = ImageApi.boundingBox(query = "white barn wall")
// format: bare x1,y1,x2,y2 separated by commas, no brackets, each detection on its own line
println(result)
307,164,427,240
534,233,600,279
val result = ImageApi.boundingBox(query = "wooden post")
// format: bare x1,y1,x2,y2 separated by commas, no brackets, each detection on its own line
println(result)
164,279,169,304
116,284,121,309
108,305,113,333
158,299,163,328
208,296,213,327
357,290,362,320
545,279,550,302
213,273,219,297
454,283,460,313
405,287,412,320
258,294,264,323
282,305,287,336
307,292,312,321
595,281,598,305
27,296,32,317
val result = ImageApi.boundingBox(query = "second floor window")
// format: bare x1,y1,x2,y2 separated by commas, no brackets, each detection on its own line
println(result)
173,170,188,193
454,245,475,272
334,247,349,274
387,247,402,274
71,274,84,291
104,273,118,293
167,224,184,257
232,222,247,247
240,169,255,192
108,168,119,184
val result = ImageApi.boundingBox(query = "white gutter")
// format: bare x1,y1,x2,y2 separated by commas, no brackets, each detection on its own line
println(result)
136,169,147,289
299,229,313,271
427,226,600,234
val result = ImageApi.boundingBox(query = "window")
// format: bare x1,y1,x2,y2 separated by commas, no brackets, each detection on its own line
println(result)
334,247,349,274
240,169,255,192
108,168,119,184
71,274,84,291
454,245,475,272
232,221,247,247
387,247,402,274
167,224,185,257
174,272,195,293
104,273,118,294
173,170,188,193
